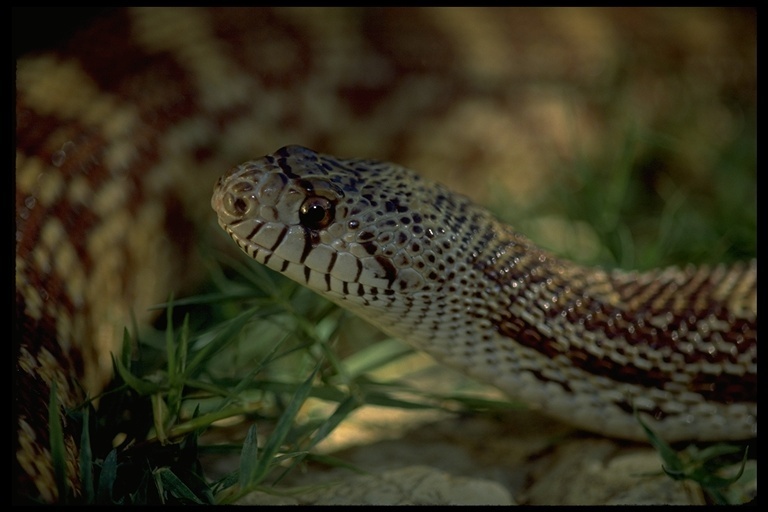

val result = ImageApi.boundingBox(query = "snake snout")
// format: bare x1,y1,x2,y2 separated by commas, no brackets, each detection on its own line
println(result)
212,176,254,222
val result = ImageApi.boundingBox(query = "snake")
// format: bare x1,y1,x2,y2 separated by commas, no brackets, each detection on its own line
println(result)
14,7,755,503
212,144,756,445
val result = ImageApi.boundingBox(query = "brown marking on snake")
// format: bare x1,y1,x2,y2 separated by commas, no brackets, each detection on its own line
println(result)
486,254,756,405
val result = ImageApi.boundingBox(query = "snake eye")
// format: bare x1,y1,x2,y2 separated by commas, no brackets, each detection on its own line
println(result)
299,197,335,230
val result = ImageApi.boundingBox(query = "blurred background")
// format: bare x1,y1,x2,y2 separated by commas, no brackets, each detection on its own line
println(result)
16,7,756,267
15,7,756,504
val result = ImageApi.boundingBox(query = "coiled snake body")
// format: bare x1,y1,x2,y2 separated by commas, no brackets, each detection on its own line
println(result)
15,7,756,502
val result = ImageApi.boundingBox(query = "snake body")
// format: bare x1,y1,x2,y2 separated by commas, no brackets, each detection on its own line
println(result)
212,145,756,443
15,7,755,502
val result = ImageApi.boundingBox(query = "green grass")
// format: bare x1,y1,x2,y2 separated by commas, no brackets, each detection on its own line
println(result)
637,413,754,505
60,247,515,504
491,108,756,272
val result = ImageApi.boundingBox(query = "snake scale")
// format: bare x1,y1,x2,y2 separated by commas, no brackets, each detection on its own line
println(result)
15,7,755,503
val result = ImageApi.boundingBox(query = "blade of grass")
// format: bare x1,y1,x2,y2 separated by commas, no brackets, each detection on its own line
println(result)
96,449,117,504
238,424,259,490
79,405,94,503
339,338,415,380
218,365,320,503
48,382,68,502
154,467,205,504
184,307,258,377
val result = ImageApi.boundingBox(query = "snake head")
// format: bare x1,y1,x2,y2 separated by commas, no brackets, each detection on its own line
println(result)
212,145,471,303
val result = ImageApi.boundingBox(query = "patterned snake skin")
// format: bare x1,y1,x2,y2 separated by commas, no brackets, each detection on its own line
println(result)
212,144,756,443
15,7,755,502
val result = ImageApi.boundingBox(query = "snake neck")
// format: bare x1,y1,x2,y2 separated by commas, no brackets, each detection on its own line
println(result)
212,146,755,441
331,171,756,440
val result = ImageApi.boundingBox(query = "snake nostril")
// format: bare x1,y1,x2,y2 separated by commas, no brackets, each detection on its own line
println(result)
232,199,248,214
230,196,249,216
